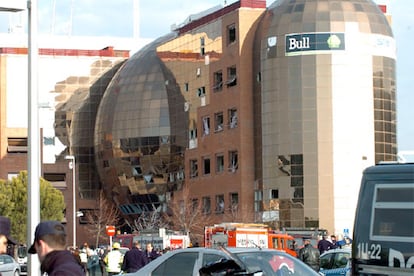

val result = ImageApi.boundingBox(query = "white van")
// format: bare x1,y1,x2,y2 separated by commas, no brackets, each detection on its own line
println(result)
352,163,414,275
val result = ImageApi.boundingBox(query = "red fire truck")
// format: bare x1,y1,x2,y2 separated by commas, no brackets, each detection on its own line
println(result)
204,223,297,257
113,228,190,251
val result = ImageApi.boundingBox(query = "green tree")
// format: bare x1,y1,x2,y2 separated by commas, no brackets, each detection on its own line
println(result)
0,171,65,244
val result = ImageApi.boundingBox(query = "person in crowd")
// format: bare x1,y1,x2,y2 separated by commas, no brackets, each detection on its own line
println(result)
97,246,107,275
87,253,101,276
0,216,16,254
317,234,334,254
104,242,123,275
298,237,320,272
121,241,148,273
145,243,160,262
28,220,85,275
79,243,89,275
330,234,339,249
80,242,95,276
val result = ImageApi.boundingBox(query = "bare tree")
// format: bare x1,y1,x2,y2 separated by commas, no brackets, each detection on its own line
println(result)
164,185,214,244
83,190,121,248
125,210,169,233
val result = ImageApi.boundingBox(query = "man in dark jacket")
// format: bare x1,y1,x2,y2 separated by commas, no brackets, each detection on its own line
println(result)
317,234,334,254
145,243,161,261
298,238,320,272
28,220,85,275
121,241,148,273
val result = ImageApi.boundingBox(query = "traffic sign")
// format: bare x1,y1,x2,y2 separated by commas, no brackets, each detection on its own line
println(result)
106,225,116,237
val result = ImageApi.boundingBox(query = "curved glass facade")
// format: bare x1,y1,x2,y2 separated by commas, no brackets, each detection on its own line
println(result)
94,35,189,214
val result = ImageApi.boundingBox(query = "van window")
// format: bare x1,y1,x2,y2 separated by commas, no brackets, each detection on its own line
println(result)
371,184,414,242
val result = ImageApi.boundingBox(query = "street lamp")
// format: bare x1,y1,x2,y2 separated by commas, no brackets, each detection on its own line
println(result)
65,155,76,248
0,1,39,275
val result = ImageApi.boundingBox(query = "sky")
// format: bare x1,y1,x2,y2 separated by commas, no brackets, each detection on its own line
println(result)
0,0,412,152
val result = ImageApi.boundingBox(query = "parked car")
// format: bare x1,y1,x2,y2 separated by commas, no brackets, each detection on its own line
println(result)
118,247,320,275
0,254,21,276
319,248,351,276
16,245,27,276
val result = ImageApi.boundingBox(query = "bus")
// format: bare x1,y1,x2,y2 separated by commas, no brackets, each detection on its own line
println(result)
352,163,414,275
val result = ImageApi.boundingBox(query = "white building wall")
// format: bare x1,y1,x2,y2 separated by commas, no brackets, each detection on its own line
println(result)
331,22,396,237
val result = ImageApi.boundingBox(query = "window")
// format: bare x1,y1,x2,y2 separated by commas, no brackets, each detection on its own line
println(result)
197,86,206,97
7,137,28,153
228,151,238,172
189,128,197,139
43,173,67,189
179,200,185,215
254,190,263,212
189,120,197,149
152,252,198,275
202,116,210,136
203,253,228,266
372,184,414,241
192,198,199,212
190,159,198,178
184,82,189,92
214,112,224,132
7,173,18,181
228,108,238,129
79,208,95,224
213,71,223,91
203,157,211,175
216,194,225,213
203,197,211,214
200,37,205,55
290,154,304,204
227,24,236,44
216,154,224,173
226,66,237,87
270,189,279,199
143,174,153,184
230,193,238,211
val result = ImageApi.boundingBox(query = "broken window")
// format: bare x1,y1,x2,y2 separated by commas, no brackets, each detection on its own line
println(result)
213,70,223,91
202,116,210,136
143,174,153,184
230,193,239,212
216,154,224,173
254,190,263,212
197,86,206,97
270,189,279,199
203,196,211,214
228,151,238,172
216,194,225,213
200,37,205,56
203,157,211,175
7,137,28,153
228,108,238,129
192,198,199,212
226,66,237,87
215,112,224,132
227,23,236,45
190,159,198,178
